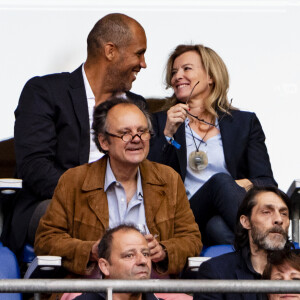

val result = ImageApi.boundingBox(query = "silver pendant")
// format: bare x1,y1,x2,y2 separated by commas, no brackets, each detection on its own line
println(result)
188,151,208,171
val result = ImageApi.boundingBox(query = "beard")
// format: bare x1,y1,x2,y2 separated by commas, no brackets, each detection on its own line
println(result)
106,57,138,92
251,224,288,251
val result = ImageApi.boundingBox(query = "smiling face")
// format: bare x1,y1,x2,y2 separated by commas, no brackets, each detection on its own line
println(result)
170,50,213,102
242,192,290,251
268,262,300,300
99,229,151,280
98,103,150,168
107,24,147,92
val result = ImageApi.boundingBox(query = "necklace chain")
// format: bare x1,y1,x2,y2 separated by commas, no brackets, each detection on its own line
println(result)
188,121,212,152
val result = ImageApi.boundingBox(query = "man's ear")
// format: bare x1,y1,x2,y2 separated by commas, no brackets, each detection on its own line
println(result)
104,42,118,61
240,215,251,230
98,134,109,152
98,258,110,277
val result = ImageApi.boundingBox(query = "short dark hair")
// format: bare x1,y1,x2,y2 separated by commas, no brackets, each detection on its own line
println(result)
92,97,152,153
87,13,142,58
98,224,141,262
263,249,300,279
234,186,291,251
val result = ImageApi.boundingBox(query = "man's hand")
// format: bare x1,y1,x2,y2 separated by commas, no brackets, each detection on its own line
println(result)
90,239,100,262
144,234,166,263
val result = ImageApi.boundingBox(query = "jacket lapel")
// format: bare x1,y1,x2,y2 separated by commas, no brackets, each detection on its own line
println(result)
219,111,235,177
139,160,166,232
69,65,90,164
82,157,109,228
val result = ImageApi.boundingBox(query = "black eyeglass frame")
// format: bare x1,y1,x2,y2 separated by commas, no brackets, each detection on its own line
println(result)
184,81,232,127
105,131,152,142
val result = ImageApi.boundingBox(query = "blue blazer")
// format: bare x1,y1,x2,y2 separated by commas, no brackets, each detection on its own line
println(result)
1,65,145,254
148,109,276,187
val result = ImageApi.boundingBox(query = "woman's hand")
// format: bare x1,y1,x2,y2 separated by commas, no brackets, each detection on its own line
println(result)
163,103,189,138
235,179,253,191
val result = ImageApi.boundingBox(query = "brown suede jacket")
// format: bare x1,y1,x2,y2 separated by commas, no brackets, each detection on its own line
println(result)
34,156,202,276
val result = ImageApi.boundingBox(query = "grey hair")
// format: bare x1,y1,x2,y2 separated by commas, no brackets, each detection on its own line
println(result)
92,97,152,153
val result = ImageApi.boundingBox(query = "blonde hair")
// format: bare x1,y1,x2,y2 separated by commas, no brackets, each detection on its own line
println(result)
164,44,235,116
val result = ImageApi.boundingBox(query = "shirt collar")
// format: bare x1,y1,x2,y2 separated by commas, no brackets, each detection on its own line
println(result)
82,63,95,100
242,246,262,278
104,159,143,201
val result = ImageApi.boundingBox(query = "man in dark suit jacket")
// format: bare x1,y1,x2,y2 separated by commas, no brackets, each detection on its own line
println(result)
1,13,147,255
193,186,292,300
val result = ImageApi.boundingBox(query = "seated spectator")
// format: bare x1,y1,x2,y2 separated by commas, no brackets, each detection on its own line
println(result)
34,98,202,280
74,224,159,300
2,13,148,256
193,186,292,300
148,44,276,245
263,249,300,300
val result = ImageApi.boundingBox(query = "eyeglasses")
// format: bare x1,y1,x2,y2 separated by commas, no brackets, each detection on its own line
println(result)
105,131,152,142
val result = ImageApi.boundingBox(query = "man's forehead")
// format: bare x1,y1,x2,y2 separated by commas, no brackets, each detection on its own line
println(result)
126,24,147,48
107,104,147,127
253,192,288,210
112,229,148,251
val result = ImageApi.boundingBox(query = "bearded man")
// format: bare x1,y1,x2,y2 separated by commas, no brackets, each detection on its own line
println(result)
194,186,292,300
2,13,148,255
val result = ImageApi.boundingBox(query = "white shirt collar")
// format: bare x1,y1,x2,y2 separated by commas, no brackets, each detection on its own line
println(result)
82,63,95,100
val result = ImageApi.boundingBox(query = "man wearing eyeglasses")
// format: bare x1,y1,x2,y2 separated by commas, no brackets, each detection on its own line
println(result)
2,13,148,257
34,97,202,280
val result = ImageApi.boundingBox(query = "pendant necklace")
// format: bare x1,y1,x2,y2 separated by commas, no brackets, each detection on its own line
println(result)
188,121,212,172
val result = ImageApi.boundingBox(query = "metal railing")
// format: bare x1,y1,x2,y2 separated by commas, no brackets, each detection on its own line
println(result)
1,279,300,300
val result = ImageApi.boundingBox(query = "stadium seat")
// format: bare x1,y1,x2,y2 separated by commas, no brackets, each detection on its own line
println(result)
0,242,22,300
200,244,235,257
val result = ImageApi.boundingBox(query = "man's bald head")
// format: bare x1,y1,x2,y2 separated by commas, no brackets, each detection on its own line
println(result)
87,13,145,59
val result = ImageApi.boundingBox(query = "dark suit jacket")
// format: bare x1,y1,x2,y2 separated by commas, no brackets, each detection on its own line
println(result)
148,109,276,187
193,248,263,300
1,65,145,254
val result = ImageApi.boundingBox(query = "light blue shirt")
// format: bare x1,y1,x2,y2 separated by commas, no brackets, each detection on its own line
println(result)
104,159,149,233
184,119,230,199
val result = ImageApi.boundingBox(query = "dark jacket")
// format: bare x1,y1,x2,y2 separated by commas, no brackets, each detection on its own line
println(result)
148,109,276,187
1,65,145,254
193,247,263,300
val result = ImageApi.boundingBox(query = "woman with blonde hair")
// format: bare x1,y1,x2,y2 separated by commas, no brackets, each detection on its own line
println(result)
148,44,276,245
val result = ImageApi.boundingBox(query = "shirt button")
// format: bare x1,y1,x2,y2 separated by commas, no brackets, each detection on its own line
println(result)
121,198,125,202
116,182,120,187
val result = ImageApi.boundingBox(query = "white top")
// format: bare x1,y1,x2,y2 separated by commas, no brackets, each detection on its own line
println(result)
81,64,104,163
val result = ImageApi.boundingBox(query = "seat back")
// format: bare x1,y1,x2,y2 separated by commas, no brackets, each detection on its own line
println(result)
0,242,22,300
200,244,235,257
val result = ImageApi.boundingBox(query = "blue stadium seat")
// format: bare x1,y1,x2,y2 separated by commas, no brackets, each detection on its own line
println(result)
0,242,22,300
21,243,36,264
200,244,235,257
